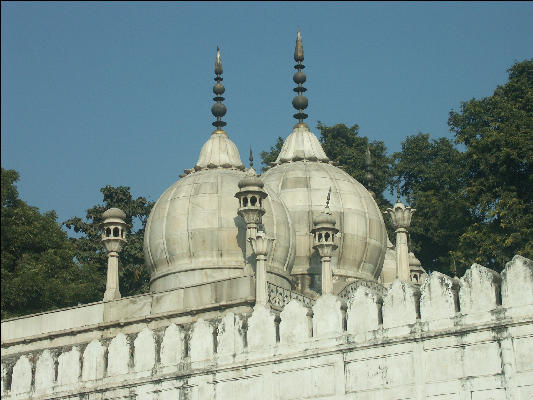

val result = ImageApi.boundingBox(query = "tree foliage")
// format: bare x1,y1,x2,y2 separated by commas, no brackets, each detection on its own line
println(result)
64,186,154,296
393,134,473,275
1,168,101,319
448,59,533,270
260,136,284,171
317,122,393,210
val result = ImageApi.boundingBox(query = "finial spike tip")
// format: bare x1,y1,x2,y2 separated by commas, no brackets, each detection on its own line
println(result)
325,187,331,209
249,145,254,169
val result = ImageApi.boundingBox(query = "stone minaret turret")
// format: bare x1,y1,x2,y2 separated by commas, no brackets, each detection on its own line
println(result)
101,208,127,301
235,151,272,304
387,190,415,282
311,189,339,295
235,152,268,241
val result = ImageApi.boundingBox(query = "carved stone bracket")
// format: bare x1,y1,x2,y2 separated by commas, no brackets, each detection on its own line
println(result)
267,282,316,310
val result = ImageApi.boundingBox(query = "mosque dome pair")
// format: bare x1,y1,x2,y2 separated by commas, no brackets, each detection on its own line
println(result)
144,31,387,294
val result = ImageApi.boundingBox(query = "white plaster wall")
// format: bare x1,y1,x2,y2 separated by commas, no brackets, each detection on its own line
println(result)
134,328,155,373
1,256,533,400
34,350,55,392
82,339,105,381
160,324,183,367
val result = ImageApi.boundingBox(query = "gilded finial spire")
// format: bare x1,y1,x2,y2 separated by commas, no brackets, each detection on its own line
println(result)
365,145,376,198
249,145,254,169
292,28,308,124
211,47,227,131
325,187,331,209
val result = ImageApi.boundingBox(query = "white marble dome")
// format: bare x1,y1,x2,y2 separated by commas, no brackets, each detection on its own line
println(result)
262,124,387,288
144,131,295,292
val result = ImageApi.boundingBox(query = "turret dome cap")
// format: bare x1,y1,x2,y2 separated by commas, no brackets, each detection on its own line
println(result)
313,210,336,226
409,252,421,267
102,208,126,220
238,167,264,188
238,174,264,189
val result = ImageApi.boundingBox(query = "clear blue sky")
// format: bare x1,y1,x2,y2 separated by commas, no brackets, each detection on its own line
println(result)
2,2,532,226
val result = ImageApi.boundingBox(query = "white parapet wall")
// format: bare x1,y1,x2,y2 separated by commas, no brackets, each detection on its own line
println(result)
1,255,533,400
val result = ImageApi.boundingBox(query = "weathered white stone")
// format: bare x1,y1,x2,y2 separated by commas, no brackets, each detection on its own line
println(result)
459,263,501,314
1,363,5,396
420,272,458,322
159,387,181,400
11,355,32,395
346,285,381,334
1,302,104,344
135,383,158,400
382,279,419,329
107,333,130,376
501,254,533,308
312,294,344,338
279,299,311,344
160,324,184,366
217,312,244,357
190,318,214,362
247,304,276,350
134,328,156,372
34,350,55,392
82,340,105,381
57,346,80,386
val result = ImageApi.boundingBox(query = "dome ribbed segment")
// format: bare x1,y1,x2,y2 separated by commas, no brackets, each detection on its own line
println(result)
195,131,244,170
275,123,329,163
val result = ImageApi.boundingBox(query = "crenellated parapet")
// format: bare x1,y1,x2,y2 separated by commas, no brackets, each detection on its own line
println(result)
1,255,532,399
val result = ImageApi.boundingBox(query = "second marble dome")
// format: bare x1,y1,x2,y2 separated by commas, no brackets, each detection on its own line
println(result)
144,125,388,293
263,123,388,284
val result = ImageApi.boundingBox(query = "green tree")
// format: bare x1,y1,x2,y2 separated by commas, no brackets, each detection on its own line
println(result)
317,122,393,210
392,133,473,275
260,136,284,171
1,168,101,319
64,186,154,296
448,59,533,270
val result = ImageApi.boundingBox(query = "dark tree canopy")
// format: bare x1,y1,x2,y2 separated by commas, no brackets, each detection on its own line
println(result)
1,168,101,319
448,59,533,270
393,133,473,275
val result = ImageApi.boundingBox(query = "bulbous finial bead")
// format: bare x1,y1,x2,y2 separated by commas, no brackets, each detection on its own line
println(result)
211,102,227,118
292,95,308,110
213,82,225,95
293,71,306,84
